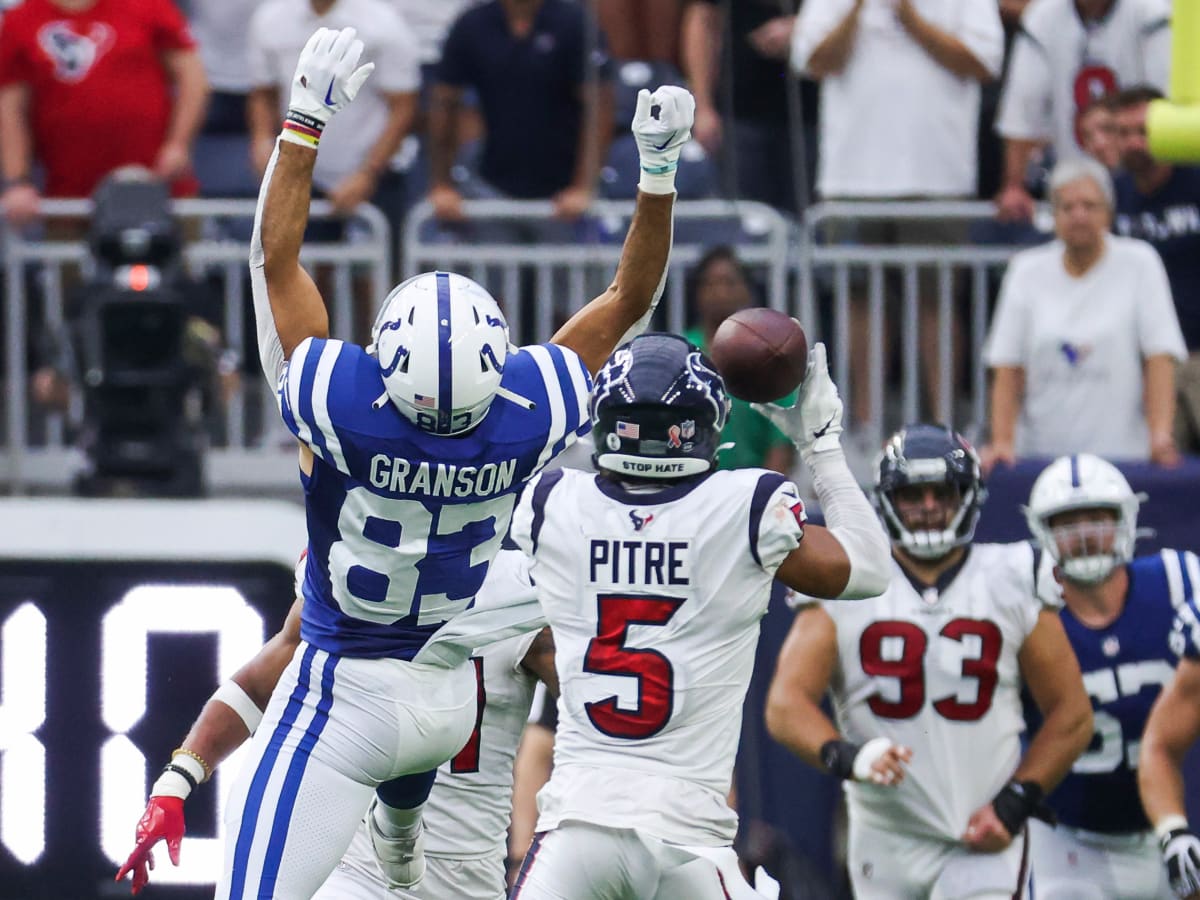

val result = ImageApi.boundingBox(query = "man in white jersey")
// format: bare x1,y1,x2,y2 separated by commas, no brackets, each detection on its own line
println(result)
507,334,893,899
117,548,556,900
1141,600,1200,900
765,423,1094,899
1023,454,1192,898
119,25,696,899
994,0,1170,221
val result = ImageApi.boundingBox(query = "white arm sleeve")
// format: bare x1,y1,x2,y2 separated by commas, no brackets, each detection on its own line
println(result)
249,139,287,387
808,446,891,600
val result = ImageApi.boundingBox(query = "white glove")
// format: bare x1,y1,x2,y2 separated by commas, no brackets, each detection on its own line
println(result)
631,85,695,194
751,342,844,459
1160,826,1200,898
284,27,374,139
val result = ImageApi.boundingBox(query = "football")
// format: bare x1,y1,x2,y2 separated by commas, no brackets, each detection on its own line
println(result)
709,308,808,403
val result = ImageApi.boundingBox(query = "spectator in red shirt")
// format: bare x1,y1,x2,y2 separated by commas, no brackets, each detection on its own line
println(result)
0,0,208,226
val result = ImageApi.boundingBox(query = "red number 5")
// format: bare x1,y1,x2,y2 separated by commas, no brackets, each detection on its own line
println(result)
860,618,1002,722
583,595,684,740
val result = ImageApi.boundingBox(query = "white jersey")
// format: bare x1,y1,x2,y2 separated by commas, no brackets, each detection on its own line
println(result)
423,627,539,859
823,542,1057,842
510,467,807,846
996,0,1170,158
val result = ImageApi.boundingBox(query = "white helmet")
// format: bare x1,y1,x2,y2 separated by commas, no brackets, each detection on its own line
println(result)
369,271,512,435
1024,454,1142,584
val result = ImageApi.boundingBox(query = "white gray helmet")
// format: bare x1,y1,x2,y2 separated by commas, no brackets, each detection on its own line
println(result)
1024,454,1142,584
368,271,512,435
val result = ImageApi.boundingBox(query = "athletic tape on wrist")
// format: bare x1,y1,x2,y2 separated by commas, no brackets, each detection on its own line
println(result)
151,766,195,800
851,737,896,783
281,109,324,149
213,679,264,735
1157,815,1191,841
637,170,677,195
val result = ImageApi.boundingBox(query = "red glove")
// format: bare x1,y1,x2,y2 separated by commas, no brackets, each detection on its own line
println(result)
115,796,185,895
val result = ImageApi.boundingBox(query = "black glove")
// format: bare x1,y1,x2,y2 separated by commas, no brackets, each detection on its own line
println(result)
991,780,1056,837
1161,826,1200,898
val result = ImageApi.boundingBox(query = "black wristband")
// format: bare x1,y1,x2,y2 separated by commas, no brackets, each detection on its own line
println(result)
285,109,326,133
163,762,199,793
819,739,862,781
992,780,1054,836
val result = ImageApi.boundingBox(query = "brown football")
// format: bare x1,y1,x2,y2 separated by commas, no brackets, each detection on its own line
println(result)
709,308,808,403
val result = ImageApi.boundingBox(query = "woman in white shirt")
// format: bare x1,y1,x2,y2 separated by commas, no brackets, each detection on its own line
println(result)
982,156,1186,467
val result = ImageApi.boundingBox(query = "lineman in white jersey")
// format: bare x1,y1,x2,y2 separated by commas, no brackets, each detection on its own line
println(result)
1141,583,1200,900
766,424,1094,899
995,0,1170,221
508,334,893,899
120,24,697,899
117,549,557,899
1023,454,1192,899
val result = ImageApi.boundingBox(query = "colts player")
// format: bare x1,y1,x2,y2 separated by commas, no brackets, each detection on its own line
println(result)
766,424,1093,899
1024,453,1195,898
117,550,558,899
507,335,893,898
119,24,697,899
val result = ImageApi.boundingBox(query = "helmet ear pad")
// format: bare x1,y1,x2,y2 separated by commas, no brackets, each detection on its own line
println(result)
591,334,730,480
370,272,510,435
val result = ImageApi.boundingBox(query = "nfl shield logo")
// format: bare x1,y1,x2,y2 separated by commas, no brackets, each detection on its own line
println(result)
681,419,695,440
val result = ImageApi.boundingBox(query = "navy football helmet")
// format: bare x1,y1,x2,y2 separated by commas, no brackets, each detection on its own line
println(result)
875,423,987,559
591,333,730,480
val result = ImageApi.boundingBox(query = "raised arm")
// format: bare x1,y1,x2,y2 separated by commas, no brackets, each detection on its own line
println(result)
765,604,911,783
249,27,374,384
550,86,694,375
115,599,303,894
754,344,893,600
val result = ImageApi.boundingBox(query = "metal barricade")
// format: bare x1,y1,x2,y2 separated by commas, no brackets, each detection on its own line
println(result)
795,200,1050,453
3,198,390,493
403,198,792,344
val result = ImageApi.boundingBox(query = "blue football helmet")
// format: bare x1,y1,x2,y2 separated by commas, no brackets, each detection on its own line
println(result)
591,333,730,480
876,423,987,559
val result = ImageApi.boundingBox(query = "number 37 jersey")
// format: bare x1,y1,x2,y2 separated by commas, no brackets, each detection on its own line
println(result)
510,467,806,846
822,542,1057,841
278,337,591,660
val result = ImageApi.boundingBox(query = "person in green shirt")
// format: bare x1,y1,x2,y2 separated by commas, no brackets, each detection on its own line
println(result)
684,245,795,474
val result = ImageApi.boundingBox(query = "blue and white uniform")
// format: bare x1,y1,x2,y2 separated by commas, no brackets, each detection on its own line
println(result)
216,338,590,900
1029,550,1199,899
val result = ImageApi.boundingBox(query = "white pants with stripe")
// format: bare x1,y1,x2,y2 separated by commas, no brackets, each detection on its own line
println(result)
215,642,476,900
314,816,506,900
1028,819,1173,899
848,817,1033,899
509,822,765,900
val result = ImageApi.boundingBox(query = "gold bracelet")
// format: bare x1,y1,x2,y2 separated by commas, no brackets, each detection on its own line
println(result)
172,747,212,779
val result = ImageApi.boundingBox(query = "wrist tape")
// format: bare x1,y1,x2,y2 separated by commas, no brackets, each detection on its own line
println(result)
281,110,324,149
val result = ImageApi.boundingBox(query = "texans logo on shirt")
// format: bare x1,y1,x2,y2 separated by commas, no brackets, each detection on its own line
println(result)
37,21,114,83
629,510,655,531
1072,62,1118,147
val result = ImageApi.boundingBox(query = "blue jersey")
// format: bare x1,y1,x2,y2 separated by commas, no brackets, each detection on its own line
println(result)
1169,552,1200,661
1041,550,1198,833
279,336,592,659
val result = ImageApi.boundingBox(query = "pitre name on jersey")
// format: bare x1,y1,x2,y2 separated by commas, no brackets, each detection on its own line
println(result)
589,539,691,587
367,454,519,497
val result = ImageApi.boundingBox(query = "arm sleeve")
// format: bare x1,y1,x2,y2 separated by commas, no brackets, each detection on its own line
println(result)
277,336,354,475
249,141,287,385
1168,550,1200,660
1134,244,1188,360
982,256,1030,367
150,0,198,51
790,0,854,75
994,30,1053,141
373,12,422,94
807,447,892,600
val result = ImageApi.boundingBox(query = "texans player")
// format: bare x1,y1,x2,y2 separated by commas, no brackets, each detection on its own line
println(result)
507,334,892,898
1025,453,1198,898
766,424,1093,899
1140,601,1200,900
119,24,696,898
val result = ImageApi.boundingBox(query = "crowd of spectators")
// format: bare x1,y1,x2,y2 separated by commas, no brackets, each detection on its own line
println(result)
0,0,1197,474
